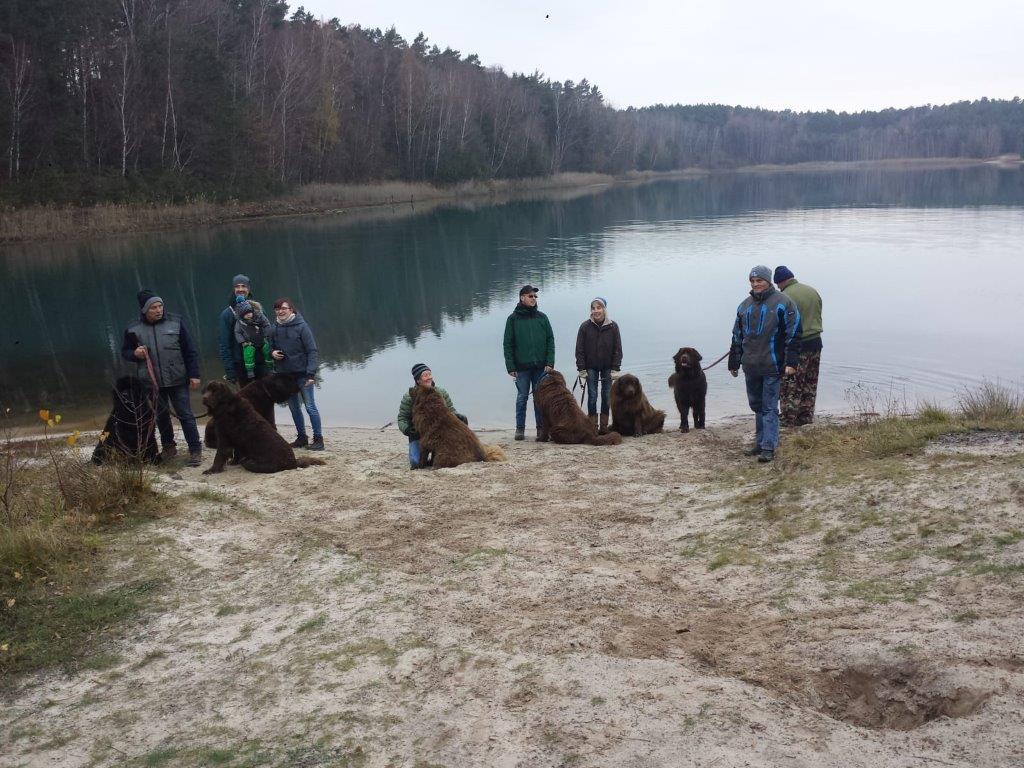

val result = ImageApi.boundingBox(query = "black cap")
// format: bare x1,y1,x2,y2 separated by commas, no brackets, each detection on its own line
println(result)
519,284,540,296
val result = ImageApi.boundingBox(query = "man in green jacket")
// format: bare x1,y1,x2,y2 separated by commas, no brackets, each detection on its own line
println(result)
397,363,466,468
774,266,823,426
503,285,555,441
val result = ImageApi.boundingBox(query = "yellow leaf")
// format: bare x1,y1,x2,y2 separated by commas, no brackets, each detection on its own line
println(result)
12,572,21,581
54,414,62,424
38,409,50,422
0,643,8,653
4,598,14,608
47,419,55,428
66,431,80,447
99,431,110,443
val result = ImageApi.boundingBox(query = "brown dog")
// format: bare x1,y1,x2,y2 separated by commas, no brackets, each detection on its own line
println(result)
201,380,324,474
410,386,506,468
668,347,707,432
534,370,623,446
609,374,665,437
204,373,300,457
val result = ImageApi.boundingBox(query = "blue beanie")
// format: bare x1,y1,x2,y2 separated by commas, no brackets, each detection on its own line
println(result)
592,296,607,308
774,265,795,284
236,300,253,316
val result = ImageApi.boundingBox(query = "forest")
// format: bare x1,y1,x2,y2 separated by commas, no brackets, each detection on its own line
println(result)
2,0,1023,207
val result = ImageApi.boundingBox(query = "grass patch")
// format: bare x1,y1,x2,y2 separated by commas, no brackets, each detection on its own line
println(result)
957,381,1024,422
295,613,328,633
708,546,759,571
843,576,933,604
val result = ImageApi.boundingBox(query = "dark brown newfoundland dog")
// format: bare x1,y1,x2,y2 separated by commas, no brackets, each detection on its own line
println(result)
410,386,506,468
201,380,324,474
534,370,622,446
668,347,707,432
609,374,665,437
204,372,299,452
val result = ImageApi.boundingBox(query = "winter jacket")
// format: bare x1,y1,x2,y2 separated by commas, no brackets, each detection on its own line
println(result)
270,313,319,378
727,287,802,376
121,312,200,388
218,295,256,379
397,385,455,440
233,302,271,347
503,303,555,372
575,318,622,371
781,279,823,351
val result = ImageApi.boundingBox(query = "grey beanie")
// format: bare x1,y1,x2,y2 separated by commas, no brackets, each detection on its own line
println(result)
232,274,251,288
749,265,773,283
411,363,430,382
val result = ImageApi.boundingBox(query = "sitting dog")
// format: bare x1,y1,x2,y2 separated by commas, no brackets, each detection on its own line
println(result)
204,373,299,462
410,386,506,468
668,347,707,432
91,376,160,464
609,374,665,437
201,380,324,474
534,370,623,446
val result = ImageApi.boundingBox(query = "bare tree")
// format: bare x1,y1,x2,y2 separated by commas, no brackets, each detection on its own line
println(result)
3,38,34,179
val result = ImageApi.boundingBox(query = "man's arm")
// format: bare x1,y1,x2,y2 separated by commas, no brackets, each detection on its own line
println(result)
396,393,414,436
217,309,236,379
782,299,802,370
502,317,516,373
178,318,201,380
544,317,555,368
727,308,743,373
121,329,139,363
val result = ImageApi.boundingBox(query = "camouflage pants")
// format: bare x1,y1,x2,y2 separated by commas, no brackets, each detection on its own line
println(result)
780,348,821,426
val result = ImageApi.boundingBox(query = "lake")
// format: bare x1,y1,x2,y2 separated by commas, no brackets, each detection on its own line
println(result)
1,166,1022,430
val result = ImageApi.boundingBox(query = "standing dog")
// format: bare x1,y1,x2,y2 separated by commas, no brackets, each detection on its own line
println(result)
534,371,623,446
609,374,665,437
91,376,161,464
668,347,708,432
410,386,505,468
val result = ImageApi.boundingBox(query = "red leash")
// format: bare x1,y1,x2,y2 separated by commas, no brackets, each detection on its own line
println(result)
701,351,730,371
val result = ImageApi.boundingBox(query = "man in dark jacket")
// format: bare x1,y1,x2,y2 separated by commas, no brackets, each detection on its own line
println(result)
727,266,802,463
575,297,623,434
774,266,823,427
503,285,555,441
218,274,254,383
120,289,203,466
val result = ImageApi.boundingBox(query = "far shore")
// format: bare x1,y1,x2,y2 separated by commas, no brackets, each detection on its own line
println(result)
2,156,1019,245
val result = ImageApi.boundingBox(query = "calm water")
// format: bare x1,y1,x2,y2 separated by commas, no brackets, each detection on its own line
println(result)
2,167,1022,429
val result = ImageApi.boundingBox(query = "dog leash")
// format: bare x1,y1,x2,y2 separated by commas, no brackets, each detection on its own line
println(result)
701,351,731,371
572,374,588,408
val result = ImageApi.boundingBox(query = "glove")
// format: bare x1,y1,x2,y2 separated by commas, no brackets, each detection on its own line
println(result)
610,370,622,380
577,370,587,380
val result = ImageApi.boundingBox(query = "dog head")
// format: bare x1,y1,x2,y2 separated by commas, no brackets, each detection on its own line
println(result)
256,372,301,403
673,347,703,371
202,380,234,412
615,373,642,400
542,370,567,389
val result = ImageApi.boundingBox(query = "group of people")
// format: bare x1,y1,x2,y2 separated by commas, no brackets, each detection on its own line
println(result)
118,264,821,470
120,275,323,466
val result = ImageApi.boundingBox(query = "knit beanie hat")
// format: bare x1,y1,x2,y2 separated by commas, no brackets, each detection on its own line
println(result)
411,363,430,382
591,296,608,309
773,265,795,284
236,300,254,316
232,274,251,289
749,265,773,283
137,289,162,313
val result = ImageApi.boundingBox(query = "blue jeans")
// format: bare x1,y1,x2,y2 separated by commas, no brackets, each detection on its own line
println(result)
586,368,612,416
409,439,422,468
288,375,322,439
744,372,782,450
156,383,202,453
515,368,546,429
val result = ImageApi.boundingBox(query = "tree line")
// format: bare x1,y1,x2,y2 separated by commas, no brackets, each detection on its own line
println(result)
2,0,1023,207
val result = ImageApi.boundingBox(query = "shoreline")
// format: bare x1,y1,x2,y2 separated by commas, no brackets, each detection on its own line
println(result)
2,156,1018,245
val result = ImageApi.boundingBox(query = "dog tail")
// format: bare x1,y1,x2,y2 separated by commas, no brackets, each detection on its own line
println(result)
295,456,326,468
483,444,507,462
589,431,623,446
668,373,678,388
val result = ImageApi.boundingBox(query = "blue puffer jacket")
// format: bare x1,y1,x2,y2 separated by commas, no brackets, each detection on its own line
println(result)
727,287,802,376
270,313,319,378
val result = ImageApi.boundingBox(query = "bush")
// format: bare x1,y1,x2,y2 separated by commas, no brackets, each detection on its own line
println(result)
957,381,1024,422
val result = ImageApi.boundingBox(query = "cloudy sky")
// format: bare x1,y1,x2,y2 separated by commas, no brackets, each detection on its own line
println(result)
296,0,1022,112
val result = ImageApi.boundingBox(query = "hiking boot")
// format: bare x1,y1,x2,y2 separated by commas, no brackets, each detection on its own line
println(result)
588,414,599,431
743,445,761,456
290,435,309,448
536,428,549,443
160,444,178,460
757,450,775,463
514,427,525,441
308,436,325,451
599,413,609,435
187,450,203,468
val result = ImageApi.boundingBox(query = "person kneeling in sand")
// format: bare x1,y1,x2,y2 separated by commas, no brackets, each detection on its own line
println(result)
397,363,468,469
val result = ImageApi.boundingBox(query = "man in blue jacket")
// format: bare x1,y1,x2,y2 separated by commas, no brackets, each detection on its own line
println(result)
218,274,254,383
121,289,203,466
727,266,802,462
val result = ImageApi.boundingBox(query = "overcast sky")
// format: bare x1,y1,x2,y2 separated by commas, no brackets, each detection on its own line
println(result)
296,0,1022,112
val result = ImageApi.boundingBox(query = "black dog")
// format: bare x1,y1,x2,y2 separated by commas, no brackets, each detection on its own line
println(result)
204,373,299,462
91,376,161,464
668,347,707,432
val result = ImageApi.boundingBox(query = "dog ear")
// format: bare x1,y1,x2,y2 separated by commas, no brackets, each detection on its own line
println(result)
673,348,684,364
694,349,703,362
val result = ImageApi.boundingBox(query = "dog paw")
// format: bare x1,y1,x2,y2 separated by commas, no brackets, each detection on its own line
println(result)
201,468,222,475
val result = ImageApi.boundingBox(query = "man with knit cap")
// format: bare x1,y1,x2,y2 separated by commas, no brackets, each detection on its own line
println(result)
121,289,203,466
727,266,802,462
774,266,823,427
396,363,467,468
218,274,254,383
503,284,555,441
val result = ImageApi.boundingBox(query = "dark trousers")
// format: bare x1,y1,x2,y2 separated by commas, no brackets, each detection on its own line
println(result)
155,383,202,453
586,368,612,416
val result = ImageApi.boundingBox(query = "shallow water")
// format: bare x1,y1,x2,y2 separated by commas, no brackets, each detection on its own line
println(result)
1,166,1022,429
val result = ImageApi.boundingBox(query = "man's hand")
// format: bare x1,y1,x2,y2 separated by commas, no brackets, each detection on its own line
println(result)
305,378,315,388
543,366,554,372
730,369,739,378
784,366,796,376
271,350,284,361
577,370,587,380
508,371,518,379
133,346,147,360
189,378,201,390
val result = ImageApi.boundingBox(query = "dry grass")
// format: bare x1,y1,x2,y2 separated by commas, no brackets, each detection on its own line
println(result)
957,380,1024,422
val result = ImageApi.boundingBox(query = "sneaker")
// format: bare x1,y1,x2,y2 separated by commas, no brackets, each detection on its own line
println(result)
757,450,775,463
308,437,325,451
742,445,761,456
160,444,178,460
290,435,309,448
514,428,525,441
187,450,203,468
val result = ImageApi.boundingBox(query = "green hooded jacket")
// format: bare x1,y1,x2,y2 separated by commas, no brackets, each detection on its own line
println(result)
397,385,455,440
781,279,823,342
503,303,555,372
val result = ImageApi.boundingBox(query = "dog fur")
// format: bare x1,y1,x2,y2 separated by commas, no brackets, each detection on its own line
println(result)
534,370,623,446
609,374,665,437
91,376,161,464
201,380,324,474
410,386,505,468
668,347,708,432
204,372,299,452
